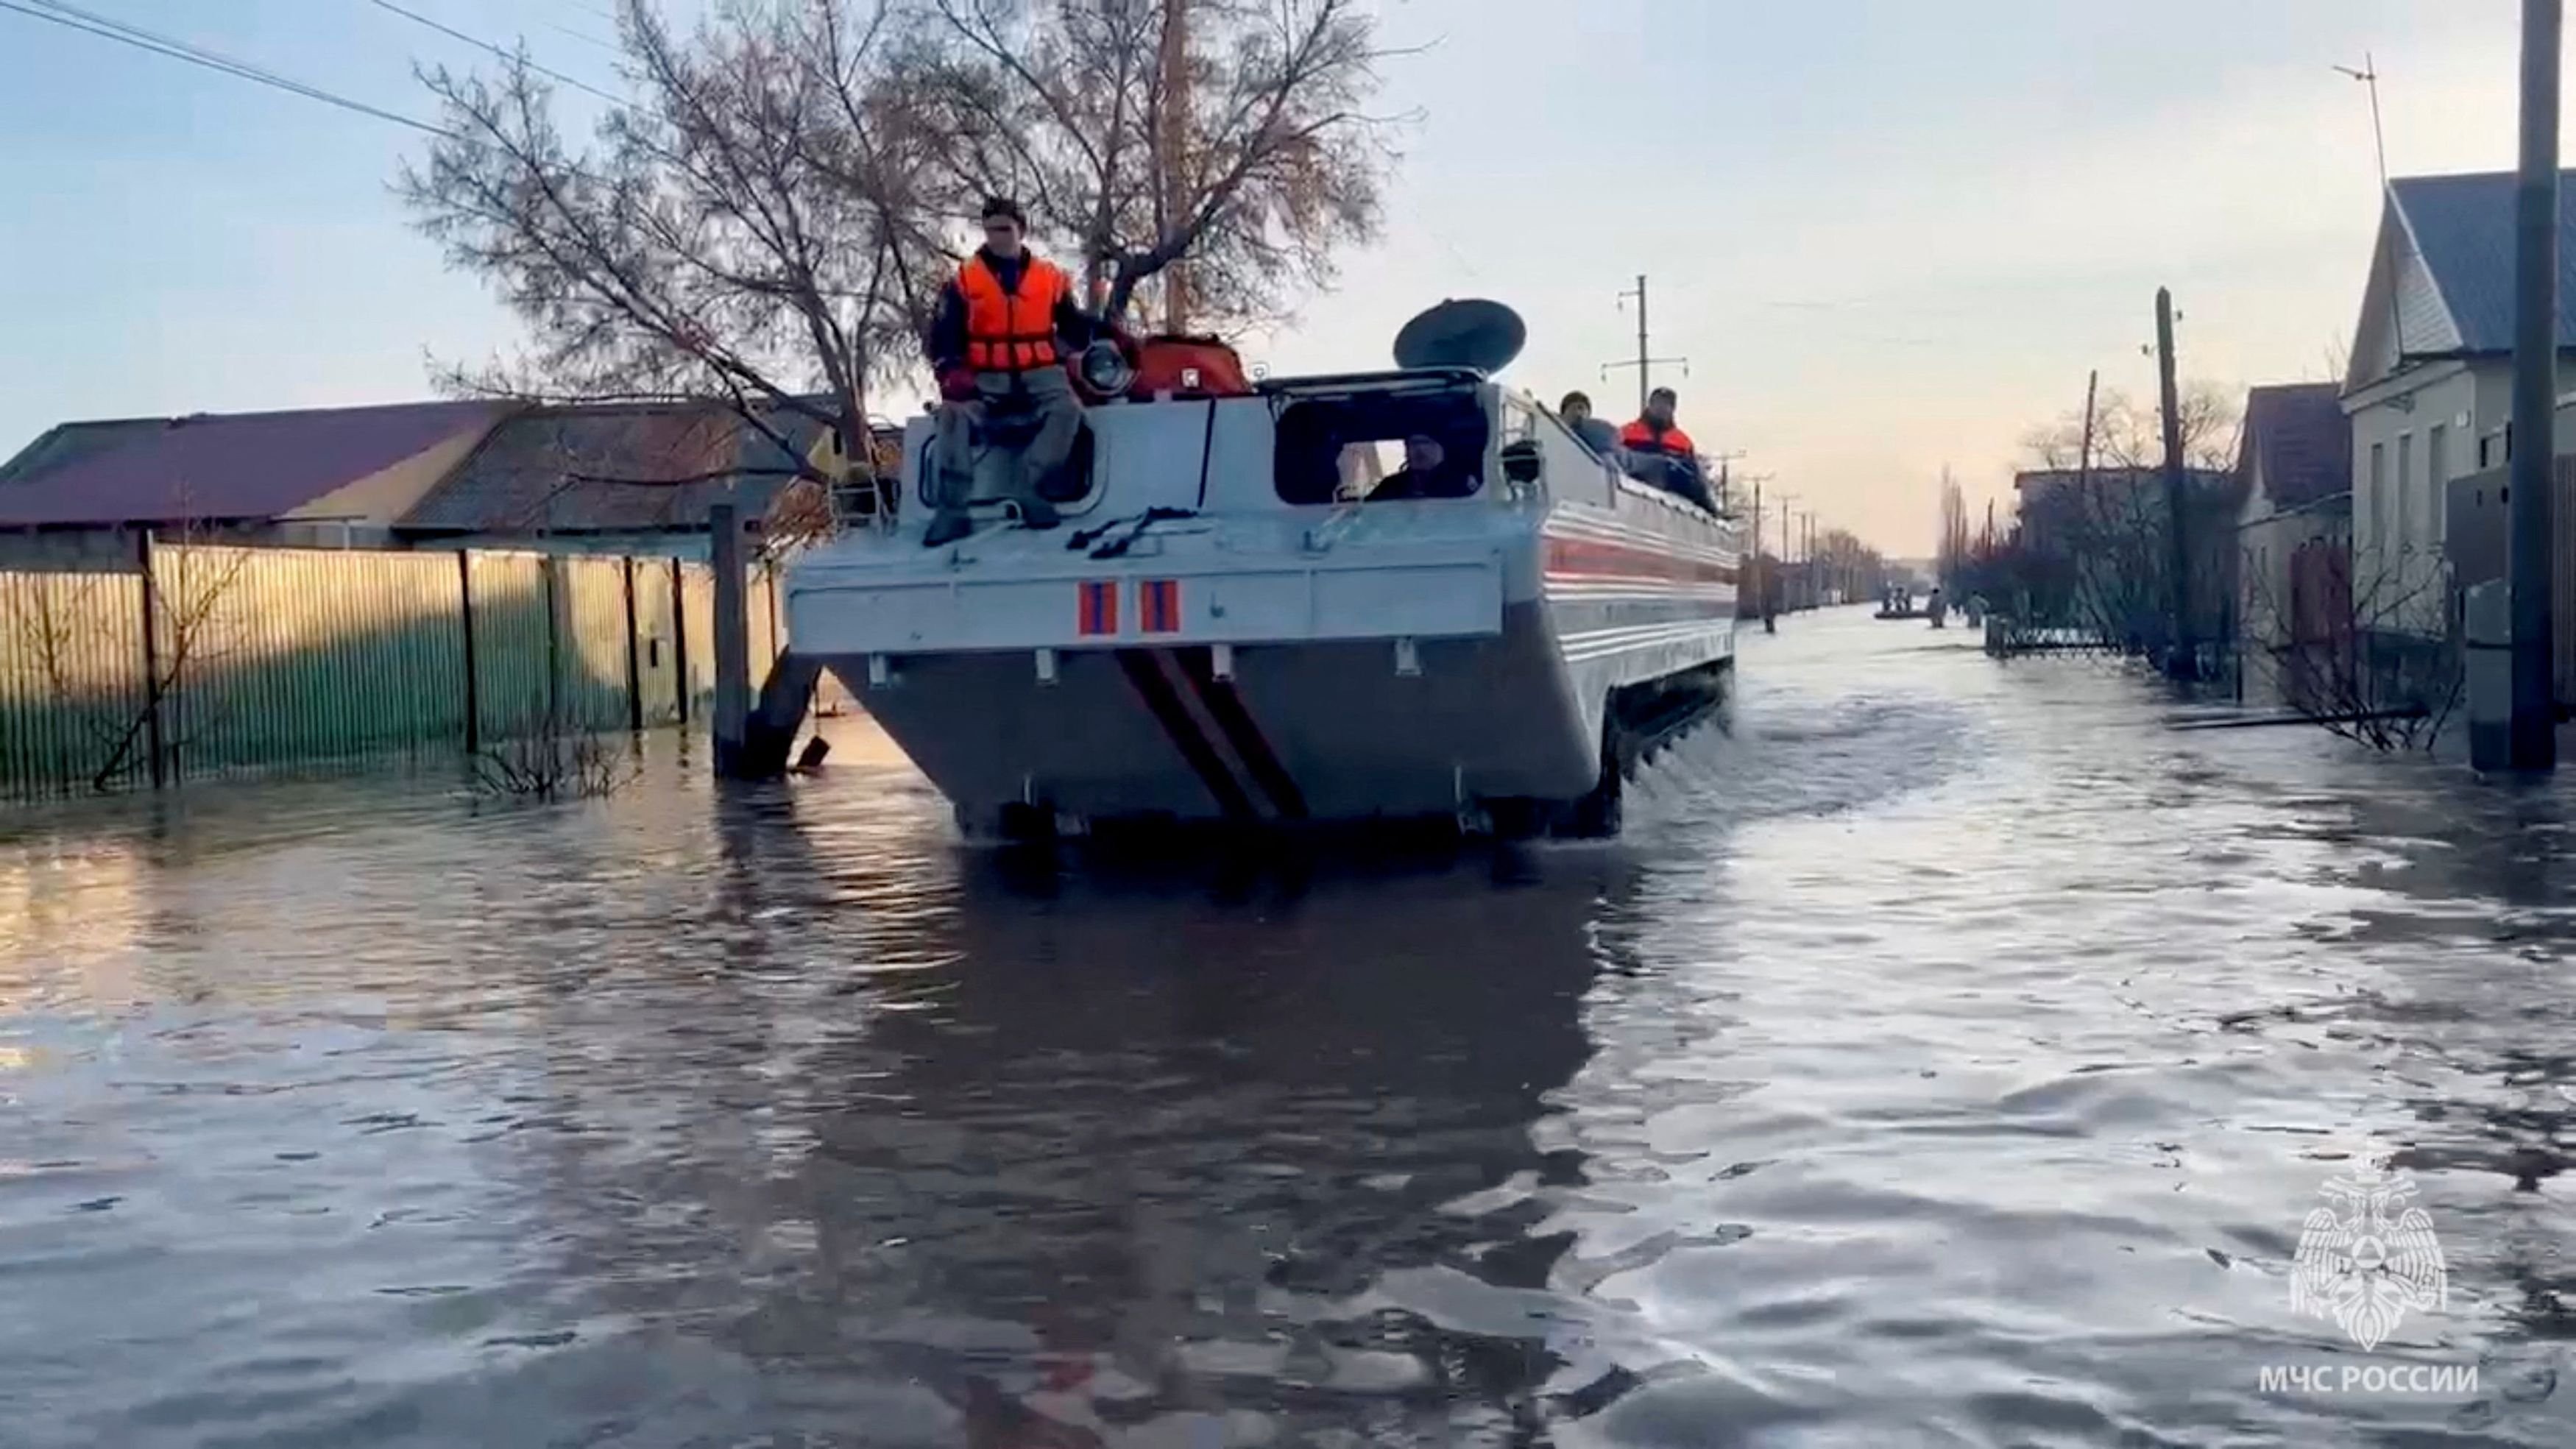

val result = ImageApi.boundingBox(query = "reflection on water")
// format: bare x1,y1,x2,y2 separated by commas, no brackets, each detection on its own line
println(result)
6,610,2576,1445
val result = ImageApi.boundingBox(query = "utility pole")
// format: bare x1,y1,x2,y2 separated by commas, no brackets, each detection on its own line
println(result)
1750,478,1768,630
1774,490,1800,614
1157,0,1192,333
1706,449,1746,512
2510,0,2561,768
1811,516,1826,603
1624,274,1647,414
1604,275,1688,414
1806,514,1819,609
2154,288,2194,679
1744,473,1775,629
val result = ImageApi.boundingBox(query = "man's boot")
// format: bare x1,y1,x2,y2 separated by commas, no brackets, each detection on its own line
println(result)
1016,497,1061,531
923,509,974,548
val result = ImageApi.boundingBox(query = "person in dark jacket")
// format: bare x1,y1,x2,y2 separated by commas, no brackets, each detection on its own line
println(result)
1558,390,1620,456
1370,434,1476,500
922,196,1100,548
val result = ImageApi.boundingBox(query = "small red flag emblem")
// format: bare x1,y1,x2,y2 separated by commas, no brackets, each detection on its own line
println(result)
1078,580,1118,635
1140,579,1181,632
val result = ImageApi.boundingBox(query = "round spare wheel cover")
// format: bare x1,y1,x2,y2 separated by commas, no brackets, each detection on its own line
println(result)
1392,298,1526,374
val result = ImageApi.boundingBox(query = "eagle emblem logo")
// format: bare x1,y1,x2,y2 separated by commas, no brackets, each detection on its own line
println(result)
2290,1147,2446,1350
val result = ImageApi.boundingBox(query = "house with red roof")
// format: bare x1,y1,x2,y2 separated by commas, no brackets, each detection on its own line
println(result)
0,397,845,569
0,401,507,566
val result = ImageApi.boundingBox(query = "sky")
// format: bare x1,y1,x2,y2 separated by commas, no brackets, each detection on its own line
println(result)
0,1,2560,553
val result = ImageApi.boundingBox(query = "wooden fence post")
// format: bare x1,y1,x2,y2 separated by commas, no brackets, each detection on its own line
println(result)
458,550,480,754
135,528,166,789
670,556,689,727
542,554,564,726
710,504,751,776
622,555,644,733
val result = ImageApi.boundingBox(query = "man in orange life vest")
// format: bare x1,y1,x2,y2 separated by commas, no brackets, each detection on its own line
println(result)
924,196,1101,548
1618,385,1715,510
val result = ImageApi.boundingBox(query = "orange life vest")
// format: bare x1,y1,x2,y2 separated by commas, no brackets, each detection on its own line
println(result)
960,253,1070,372
1619,419,1696,456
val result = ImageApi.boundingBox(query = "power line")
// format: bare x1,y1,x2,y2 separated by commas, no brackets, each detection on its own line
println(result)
540,18,619,54
2,0,451,135
365,0,621,104
1,0,316,97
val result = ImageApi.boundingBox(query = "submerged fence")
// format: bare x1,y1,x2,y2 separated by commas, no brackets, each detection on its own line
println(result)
0,542,803,801
2442,458,2576,708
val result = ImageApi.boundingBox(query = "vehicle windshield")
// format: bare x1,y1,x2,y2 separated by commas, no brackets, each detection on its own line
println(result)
1273,386,1487,504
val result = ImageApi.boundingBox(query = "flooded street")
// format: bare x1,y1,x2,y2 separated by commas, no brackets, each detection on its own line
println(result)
9,606,2576,1447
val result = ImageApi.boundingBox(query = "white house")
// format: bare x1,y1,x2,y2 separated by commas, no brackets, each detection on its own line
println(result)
2234,383,2351,705
2343,169,2576,629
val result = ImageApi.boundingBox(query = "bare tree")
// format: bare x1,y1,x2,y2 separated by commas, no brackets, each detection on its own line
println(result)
1982,464,2243,669
900,0,1404,330
398,0,945,518
2020,382,2241,474
2317,336,2352,386
1936,467,1970,590
1992,382,2246,669
1,565,120,793
133,532,254,788
2242,539,2460,751
0,519,253,793
474,715,639,799
1812,526,1887,603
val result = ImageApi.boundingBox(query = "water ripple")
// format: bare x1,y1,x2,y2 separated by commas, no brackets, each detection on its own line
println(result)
6,612,2576,1444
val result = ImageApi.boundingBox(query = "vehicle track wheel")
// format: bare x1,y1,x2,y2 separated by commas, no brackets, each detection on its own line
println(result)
1558,709,1625,839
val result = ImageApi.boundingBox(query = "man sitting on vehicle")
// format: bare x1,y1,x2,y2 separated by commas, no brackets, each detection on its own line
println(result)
1558,390,1621,457
1370,434,1474,500
1618,386,1716,510
922,195,1101,548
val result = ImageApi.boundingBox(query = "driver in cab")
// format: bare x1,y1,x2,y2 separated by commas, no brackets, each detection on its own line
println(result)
1369,435,1476,500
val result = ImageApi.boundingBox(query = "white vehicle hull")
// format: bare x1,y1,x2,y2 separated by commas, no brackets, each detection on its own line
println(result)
785,370,1736,837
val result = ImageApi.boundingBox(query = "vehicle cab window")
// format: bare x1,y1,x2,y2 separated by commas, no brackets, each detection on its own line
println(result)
1273,385,1489,504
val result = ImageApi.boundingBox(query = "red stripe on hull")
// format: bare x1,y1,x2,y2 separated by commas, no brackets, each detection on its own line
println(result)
1543,536,1736,586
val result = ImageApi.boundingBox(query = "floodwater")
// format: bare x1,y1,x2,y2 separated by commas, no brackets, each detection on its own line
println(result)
6,608,2576,1448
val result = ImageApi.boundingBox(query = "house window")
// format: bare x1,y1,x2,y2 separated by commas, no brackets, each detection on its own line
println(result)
2368,440,2387,560
2427,422,2449,545
2396,433,2414,555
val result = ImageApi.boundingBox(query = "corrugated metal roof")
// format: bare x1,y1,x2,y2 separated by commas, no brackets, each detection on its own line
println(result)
397,405,820,534
2388,169,2576,354
0,419,166,489
2238,383,2349,509
0,401,505,528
